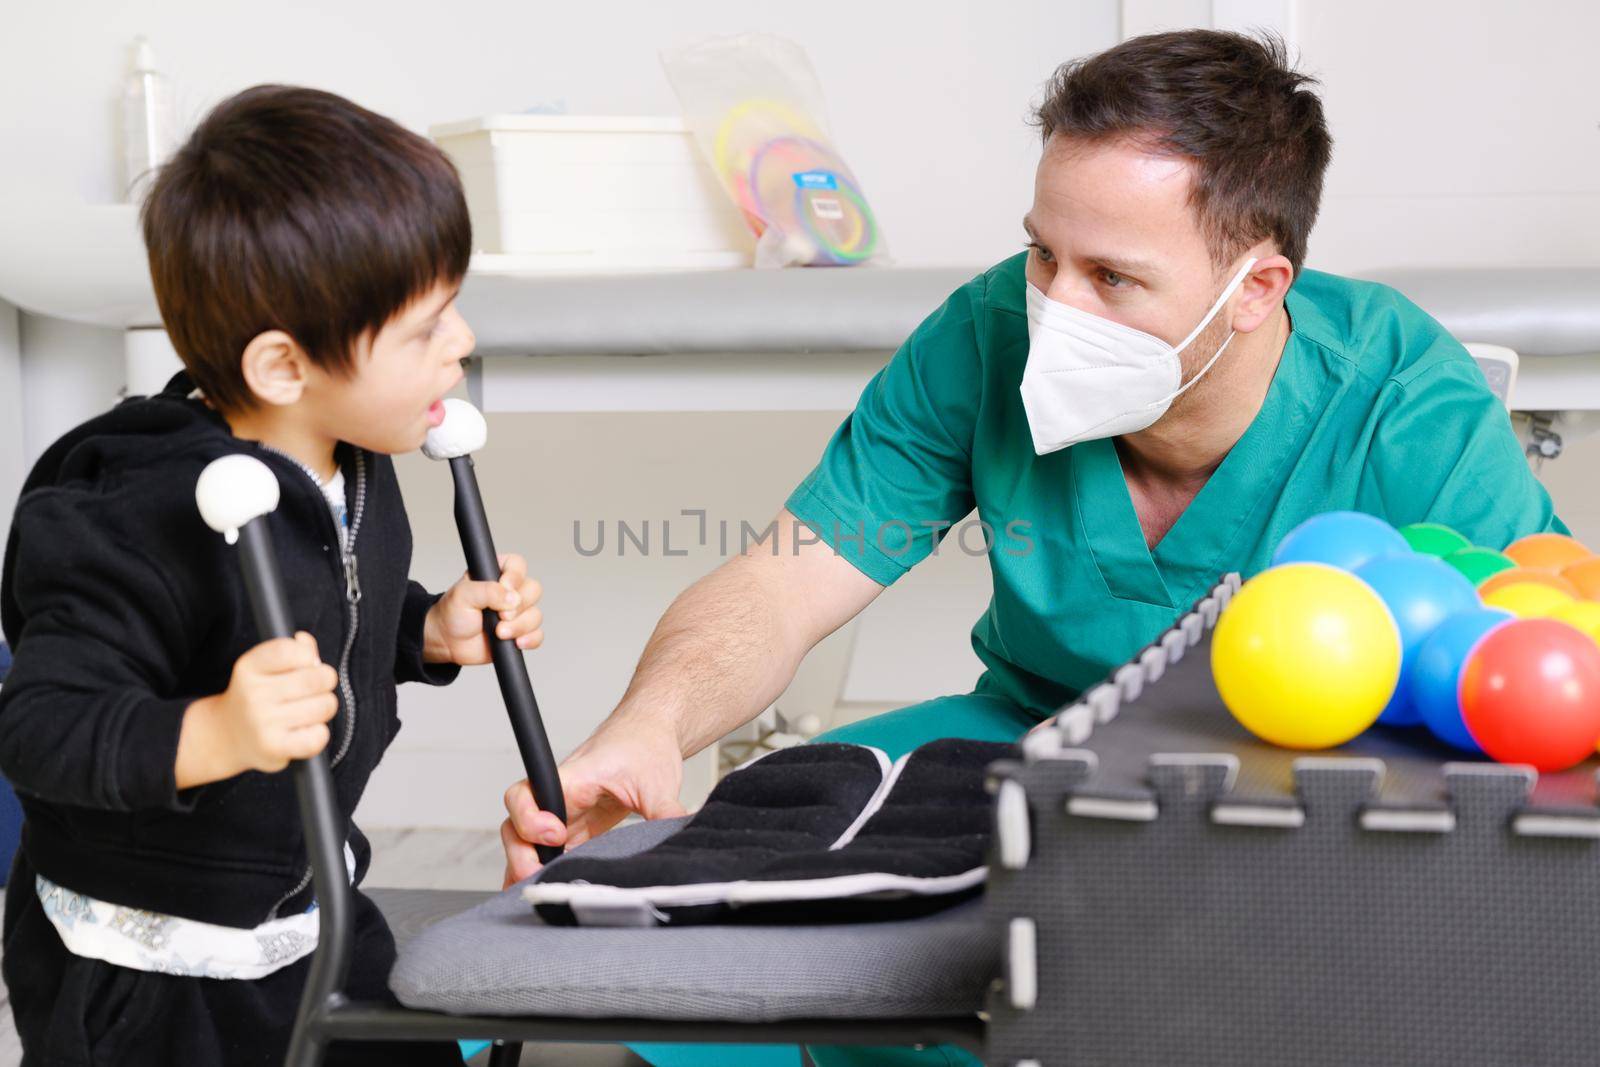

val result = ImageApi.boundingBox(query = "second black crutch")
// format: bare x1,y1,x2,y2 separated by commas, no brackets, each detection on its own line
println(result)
423,398,567,866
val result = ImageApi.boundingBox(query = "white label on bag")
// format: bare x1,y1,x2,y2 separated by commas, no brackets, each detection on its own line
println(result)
810,197,844,220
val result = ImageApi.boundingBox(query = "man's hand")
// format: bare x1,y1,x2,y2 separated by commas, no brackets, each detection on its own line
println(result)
176,633,339,788
423,553,543,665
499,713,687,888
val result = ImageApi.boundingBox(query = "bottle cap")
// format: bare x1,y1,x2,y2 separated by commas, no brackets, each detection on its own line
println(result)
132,36,157,73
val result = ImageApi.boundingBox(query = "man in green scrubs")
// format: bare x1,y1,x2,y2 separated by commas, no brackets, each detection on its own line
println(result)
501,29,1561,1067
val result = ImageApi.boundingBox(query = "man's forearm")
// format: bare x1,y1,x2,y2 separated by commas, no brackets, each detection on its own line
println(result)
610,553,807,758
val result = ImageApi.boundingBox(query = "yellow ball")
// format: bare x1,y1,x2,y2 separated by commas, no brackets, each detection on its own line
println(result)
1482,581,1577,619
1211,563,1401,749
1551,600,1600,645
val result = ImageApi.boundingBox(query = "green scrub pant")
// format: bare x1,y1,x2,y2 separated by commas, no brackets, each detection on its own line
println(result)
631,690,1037,1067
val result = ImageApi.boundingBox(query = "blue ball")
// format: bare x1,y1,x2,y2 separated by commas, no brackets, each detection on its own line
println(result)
1410,608,1514,752
1353,554,1481,726
1272,511,1410,571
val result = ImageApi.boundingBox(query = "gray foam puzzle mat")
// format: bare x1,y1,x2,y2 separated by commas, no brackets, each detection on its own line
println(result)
984,575,1600,1067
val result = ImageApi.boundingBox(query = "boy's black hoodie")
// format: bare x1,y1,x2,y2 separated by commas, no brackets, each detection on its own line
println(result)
0,374,456,927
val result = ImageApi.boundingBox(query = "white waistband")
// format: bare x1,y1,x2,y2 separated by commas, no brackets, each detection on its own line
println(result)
36,842,355,980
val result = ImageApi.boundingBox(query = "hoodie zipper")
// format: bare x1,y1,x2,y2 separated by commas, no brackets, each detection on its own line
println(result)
330,452,367,766
256,446,367,918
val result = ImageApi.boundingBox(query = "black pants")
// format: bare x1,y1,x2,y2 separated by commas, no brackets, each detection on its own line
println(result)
4,854,461,1066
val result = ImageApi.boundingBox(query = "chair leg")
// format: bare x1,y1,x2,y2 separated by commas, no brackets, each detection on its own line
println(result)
282,1025,326,1067
486,1040,522,1066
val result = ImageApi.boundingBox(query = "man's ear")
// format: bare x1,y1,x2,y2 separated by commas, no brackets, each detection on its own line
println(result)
239,330,309,407
1231,253,1295,334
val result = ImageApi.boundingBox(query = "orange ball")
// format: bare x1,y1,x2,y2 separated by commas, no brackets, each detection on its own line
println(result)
1504,533,1592,571
1561,557,1600,600
1477,567,1582,600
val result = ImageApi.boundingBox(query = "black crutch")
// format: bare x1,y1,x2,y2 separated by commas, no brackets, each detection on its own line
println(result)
422,399,567,866
196,455,353,1067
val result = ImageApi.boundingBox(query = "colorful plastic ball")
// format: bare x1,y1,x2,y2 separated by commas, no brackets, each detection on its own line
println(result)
1399,523,1471,558
1271,511,1409,572
1551,600,1600,645
1212,563,1401,750
1560,557,1600,600
1481,581,1578,619
1353,554,1481,725
1410,608,1512,753
1477,567,1582,600
1459,618,1600,771
1444,547,1517,586
1503,532,1592,571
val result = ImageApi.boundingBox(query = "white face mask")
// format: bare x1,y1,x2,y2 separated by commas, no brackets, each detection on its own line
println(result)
1020,257,1258,455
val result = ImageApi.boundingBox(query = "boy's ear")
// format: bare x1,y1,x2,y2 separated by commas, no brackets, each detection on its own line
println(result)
239,330,309,407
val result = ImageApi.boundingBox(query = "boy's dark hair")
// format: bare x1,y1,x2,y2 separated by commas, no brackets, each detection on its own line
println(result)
141,85,471,411
1033,29,1331,274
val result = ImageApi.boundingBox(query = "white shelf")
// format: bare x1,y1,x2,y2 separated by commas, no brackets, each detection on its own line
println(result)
0,199,980,354
0,200,159,328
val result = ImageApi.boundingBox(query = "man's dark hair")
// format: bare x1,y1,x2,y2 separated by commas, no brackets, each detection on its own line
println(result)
1033,29,1331,274
141,85,471,411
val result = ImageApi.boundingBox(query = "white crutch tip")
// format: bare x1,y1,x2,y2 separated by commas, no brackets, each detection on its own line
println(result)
195,455,280,544
422,398,488,460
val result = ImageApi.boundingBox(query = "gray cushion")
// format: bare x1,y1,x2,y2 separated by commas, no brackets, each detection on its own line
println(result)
388,816,997,1021
369,888,494,950
1363,268,1600,358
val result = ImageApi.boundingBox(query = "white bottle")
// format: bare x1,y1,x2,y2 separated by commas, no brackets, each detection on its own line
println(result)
121,37,177,203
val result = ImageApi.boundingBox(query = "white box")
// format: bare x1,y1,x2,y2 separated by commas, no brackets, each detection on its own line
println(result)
429,115,755,271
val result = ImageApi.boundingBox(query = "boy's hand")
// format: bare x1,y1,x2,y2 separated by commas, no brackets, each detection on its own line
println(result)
423,553,543,665
177,633,339,787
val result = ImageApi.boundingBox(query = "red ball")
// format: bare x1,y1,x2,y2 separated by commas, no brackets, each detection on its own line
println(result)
1459,618,1600,772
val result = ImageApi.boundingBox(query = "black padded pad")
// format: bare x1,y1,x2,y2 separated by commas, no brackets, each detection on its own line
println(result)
544,742,889,891
756,735,1006,881
530,738,1016,926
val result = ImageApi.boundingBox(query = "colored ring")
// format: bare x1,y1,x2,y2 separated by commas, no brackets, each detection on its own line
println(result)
731,134,840,239
794,179,878,263
712,99,821,179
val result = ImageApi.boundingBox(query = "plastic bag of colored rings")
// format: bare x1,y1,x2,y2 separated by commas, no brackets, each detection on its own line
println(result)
663,33,888,268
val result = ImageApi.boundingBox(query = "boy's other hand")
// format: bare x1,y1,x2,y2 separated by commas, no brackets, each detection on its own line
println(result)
178,633,339,787
423,553,543,665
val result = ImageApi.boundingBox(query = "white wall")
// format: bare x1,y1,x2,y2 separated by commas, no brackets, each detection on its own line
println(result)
1301,0,1600,273
0,303,22,538
0,312,123,546
16,315,124,461
1120,0,1600,273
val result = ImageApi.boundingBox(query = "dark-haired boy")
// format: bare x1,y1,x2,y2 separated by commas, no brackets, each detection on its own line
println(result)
0,85,541,1065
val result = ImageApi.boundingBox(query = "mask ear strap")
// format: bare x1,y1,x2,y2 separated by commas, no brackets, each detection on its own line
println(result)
1171,257,1259,356
1153,257,1260,409
1169,331,1237,402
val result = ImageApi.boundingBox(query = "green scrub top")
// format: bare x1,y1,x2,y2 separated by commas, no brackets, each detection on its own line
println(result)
786,253,1565,718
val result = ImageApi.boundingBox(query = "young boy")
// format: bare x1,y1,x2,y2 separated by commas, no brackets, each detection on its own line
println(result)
0,85,543,1065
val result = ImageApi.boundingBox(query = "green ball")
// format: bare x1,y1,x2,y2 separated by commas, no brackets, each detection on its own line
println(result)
1399,523,1471,558
1443,546,1516,586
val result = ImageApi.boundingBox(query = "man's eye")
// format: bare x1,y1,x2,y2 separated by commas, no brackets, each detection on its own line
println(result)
1099,269,1127,288
1029,243,1055,264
